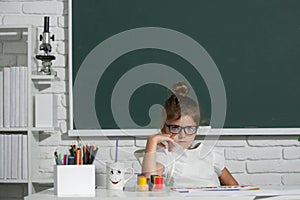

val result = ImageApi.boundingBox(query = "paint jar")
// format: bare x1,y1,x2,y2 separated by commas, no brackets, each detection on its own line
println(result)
149,174,159,191
152,176,165,191
137,176,148,192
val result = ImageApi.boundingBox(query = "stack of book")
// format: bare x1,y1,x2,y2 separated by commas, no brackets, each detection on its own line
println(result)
0,66,28,128
0,134,27,180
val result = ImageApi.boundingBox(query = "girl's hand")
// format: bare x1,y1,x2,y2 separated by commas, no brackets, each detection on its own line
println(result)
148,133,175,151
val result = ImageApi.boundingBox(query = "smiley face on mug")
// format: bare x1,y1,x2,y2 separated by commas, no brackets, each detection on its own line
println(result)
109,168,123,185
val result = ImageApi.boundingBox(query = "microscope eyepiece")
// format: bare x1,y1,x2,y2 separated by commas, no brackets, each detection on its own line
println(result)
44,16,50,33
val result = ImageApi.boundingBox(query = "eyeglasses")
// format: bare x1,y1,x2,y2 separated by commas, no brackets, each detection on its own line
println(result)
164,123,198,135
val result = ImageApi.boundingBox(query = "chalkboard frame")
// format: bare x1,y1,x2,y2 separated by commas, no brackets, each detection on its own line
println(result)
67,0,300,136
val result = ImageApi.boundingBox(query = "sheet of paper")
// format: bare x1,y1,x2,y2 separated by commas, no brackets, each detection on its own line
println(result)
171,186,300,197
171,186,260,192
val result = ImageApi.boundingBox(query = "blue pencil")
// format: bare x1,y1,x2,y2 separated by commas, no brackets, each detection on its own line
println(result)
115,136,118,162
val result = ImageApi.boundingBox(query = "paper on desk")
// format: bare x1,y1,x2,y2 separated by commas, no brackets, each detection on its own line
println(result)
172,187,300,198
172,186,259,192
172,187,256,196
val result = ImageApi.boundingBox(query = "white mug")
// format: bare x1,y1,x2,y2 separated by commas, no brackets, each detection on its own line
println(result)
106,162,134,190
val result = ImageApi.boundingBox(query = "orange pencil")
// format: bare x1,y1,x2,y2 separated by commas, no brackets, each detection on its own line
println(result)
76,148,81,165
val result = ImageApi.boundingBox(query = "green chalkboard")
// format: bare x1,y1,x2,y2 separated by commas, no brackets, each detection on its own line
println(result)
71,0,300,129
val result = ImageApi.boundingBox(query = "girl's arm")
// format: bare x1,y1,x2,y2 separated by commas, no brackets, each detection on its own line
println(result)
142,133,173,178
219,167,239,186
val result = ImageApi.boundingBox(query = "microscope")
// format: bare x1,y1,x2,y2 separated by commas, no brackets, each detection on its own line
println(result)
36,16,57,75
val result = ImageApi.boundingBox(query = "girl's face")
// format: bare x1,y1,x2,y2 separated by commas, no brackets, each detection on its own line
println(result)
165,115,197,149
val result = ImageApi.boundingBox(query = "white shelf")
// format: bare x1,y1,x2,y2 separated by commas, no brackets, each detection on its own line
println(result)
32,127,59,132
31,74,57,81
0,128,28,132
0,179,28,183
0,25,58,195
32,178,53,184
31,73,59,85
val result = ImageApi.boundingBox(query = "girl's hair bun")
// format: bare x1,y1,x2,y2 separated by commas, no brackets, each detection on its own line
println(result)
172,82,190,97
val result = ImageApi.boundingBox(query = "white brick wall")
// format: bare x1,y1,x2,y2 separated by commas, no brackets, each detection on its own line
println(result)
284,147,300,159
216,136,247,147
248,136,300,146
225,160,245,174
1,0,300,199
247,160,300,173
225,147,282,160
234,174,282,186
0,2,22,13
22,2,64,14
282,174,300,185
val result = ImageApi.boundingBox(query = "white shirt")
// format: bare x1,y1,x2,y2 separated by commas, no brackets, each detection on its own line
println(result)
156,143,225,188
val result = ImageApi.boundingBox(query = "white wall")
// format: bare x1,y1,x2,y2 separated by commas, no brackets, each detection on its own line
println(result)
0,0,300,199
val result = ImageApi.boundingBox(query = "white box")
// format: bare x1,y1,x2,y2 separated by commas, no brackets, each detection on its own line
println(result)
35,94,57,127
54,165,95,197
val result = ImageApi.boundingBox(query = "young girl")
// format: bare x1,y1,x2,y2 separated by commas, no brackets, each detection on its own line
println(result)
142,82,238,188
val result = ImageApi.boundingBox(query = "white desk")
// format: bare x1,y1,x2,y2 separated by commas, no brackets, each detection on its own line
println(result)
25,187,300,200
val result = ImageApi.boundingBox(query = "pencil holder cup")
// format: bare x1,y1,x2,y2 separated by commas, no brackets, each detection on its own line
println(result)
54,165,95,197
106,162,134,190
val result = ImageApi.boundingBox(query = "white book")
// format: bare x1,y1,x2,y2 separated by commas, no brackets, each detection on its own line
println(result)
0,67,3,128
10,66,15,128
0,135,4,179
19,67,26,127
35,94,58,127
4,134,12,179
22,134,28,180
24,68,28,127
11,134,18,179
18,134,22,179
15,67,20,127
3,66,10,128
